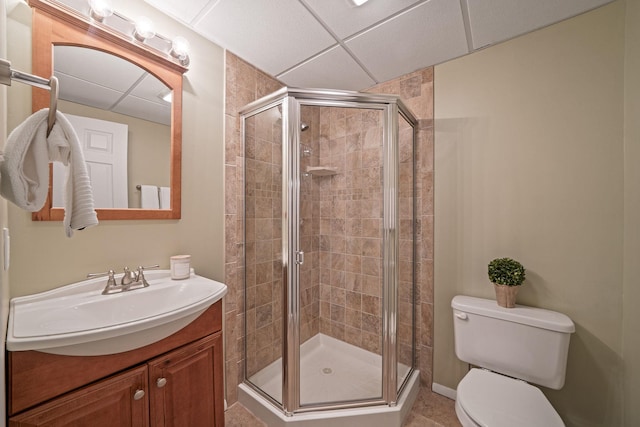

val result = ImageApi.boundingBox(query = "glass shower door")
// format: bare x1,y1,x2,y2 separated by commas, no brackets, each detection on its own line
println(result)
396,112,416,392
297,103,386,407
243,103,284,405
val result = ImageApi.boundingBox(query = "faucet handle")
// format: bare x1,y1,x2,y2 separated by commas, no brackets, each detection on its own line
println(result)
87,270,117,293
136,264,160,287
87,269,115,280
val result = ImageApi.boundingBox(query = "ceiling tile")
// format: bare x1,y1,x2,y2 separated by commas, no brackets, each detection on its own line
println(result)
143,0,213,24
303,0,423,39
130,73,172,104
54,46,147,92
278,46,375,91
465,0,614,50
55,72,124,110
193,0,336,76
113,96,171,125
346,0,469,83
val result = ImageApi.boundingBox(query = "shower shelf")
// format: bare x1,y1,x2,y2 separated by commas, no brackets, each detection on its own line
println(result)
305,166,338,177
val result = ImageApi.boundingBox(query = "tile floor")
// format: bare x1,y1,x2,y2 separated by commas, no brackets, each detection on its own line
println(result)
224,386,461,427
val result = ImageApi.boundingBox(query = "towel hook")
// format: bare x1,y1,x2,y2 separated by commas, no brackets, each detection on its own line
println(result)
46,76,59,137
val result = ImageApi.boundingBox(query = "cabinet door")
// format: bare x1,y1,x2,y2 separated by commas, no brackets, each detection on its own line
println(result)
9,366,149,427
148,333,224,427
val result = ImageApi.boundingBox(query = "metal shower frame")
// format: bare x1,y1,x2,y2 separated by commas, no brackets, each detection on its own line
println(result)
239,87,418,416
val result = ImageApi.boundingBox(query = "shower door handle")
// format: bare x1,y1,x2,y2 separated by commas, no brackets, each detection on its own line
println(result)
296,251,304,266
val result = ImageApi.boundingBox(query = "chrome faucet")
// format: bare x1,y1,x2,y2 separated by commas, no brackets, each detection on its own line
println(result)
88,264,160,295
121,267,135,286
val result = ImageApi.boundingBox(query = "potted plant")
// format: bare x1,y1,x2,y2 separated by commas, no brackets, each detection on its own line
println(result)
488,257,526,308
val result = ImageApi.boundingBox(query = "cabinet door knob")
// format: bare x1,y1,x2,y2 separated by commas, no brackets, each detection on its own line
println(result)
156,377,167,388
133,389,145,400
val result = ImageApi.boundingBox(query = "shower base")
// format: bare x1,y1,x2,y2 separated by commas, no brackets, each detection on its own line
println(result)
238,333,420,427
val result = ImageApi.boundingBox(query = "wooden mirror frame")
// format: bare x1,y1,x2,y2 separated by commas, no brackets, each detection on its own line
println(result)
29,0,184,220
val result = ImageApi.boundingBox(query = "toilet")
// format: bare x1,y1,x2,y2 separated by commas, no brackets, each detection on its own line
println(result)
451,295,575,427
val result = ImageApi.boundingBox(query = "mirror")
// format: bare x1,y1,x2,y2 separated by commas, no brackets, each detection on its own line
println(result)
30,0,184,220
52,46,171,210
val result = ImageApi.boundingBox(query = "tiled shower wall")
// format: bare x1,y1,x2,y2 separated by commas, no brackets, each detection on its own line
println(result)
243,108,285,378
314,106,386,355
366,70,436,387
299,107,321,344
311,104,417,370
224,52,284,403
224,51,434,404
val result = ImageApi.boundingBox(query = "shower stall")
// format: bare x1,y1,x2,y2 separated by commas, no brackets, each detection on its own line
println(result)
238,87,419,426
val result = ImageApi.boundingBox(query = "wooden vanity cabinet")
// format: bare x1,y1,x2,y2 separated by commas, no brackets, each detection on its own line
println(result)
7,301,224,427
8,366,149,427
149,334,223,427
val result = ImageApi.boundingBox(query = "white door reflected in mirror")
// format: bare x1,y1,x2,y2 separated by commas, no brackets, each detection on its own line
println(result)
53,114,128,209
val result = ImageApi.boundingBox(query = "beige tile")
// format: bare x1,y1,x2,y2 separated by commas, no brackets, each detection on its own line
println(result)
330,287,346,305
406,388,461,427
345,253,362,273
345,308,362,328
345,272,362,292
225,403,267,427
420,302,434,347
402,412,442,427
400,75,422,99
362,294,381,316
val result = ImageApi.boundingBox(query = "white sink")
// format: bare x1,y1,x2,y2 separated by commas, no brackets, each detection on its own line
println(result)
7,270,227,356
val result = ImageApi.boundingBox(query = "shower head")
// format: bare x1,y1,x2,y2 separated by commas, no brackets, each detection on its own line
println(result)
301,122,309,132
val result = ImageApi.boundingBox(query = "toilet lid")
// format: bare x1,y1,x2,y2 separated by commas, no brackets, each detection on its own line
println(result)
457,369,565,427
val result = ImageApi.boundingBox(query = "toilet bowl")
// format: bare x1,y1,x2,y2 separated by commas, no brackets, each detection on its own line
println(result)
451,296,575,427
455,368,564,427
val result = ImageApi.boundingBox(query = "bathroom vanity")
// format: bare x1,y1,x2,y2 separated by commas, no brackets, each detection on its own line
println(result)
7,300,224,426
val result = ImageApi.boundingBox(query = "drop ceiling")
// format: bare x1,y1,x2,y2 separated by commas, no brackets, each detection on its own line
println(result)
54,46,172,125
145,0,614,91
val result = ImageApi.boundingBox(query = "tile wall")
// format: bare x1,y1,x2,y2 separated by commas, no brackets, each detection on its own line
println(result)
365,69,435,386
243,107,285,378
299,107,321,344
224,52,284,403
313,106,385,355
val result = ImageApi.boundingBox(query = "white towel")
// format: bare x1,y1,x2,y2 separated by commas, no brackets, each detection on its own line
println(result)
0,109,99,237
0,109,50,211
47,112,99,236
159,186,170,209
140,184,159,209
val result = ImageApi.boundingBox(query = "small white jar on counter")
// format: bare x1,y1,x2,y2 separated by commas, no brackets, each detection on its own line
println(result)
170,255,191,280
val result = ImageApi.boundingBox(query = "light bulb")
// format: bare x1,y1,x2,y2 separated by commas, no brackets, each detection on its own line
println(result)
134,17,156,41
88,0,113,22
170,36,190,66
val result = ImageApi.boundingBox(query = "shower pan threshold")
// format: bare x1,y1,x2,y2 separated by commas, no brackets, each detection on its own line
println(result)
239,333,420,427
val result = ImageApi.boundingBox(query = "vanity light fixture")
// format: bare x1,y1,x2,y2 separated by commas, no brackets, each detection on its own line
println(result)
170,36,190,67
81,0,190,69
133,16,156,42
88,0,113,22
350,0,370,6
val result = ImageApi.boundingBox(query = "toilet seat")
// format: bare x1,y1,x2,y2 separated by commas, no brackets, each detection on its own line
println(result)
456,368,565,427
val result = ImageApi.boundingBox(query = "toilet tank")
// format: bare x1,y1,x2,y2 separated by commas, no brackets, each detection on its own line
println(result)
452,295,575,390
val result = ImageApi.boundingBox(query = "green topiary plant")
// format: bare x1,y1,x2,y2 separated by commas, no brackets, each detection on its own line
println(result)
488,258,526,287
